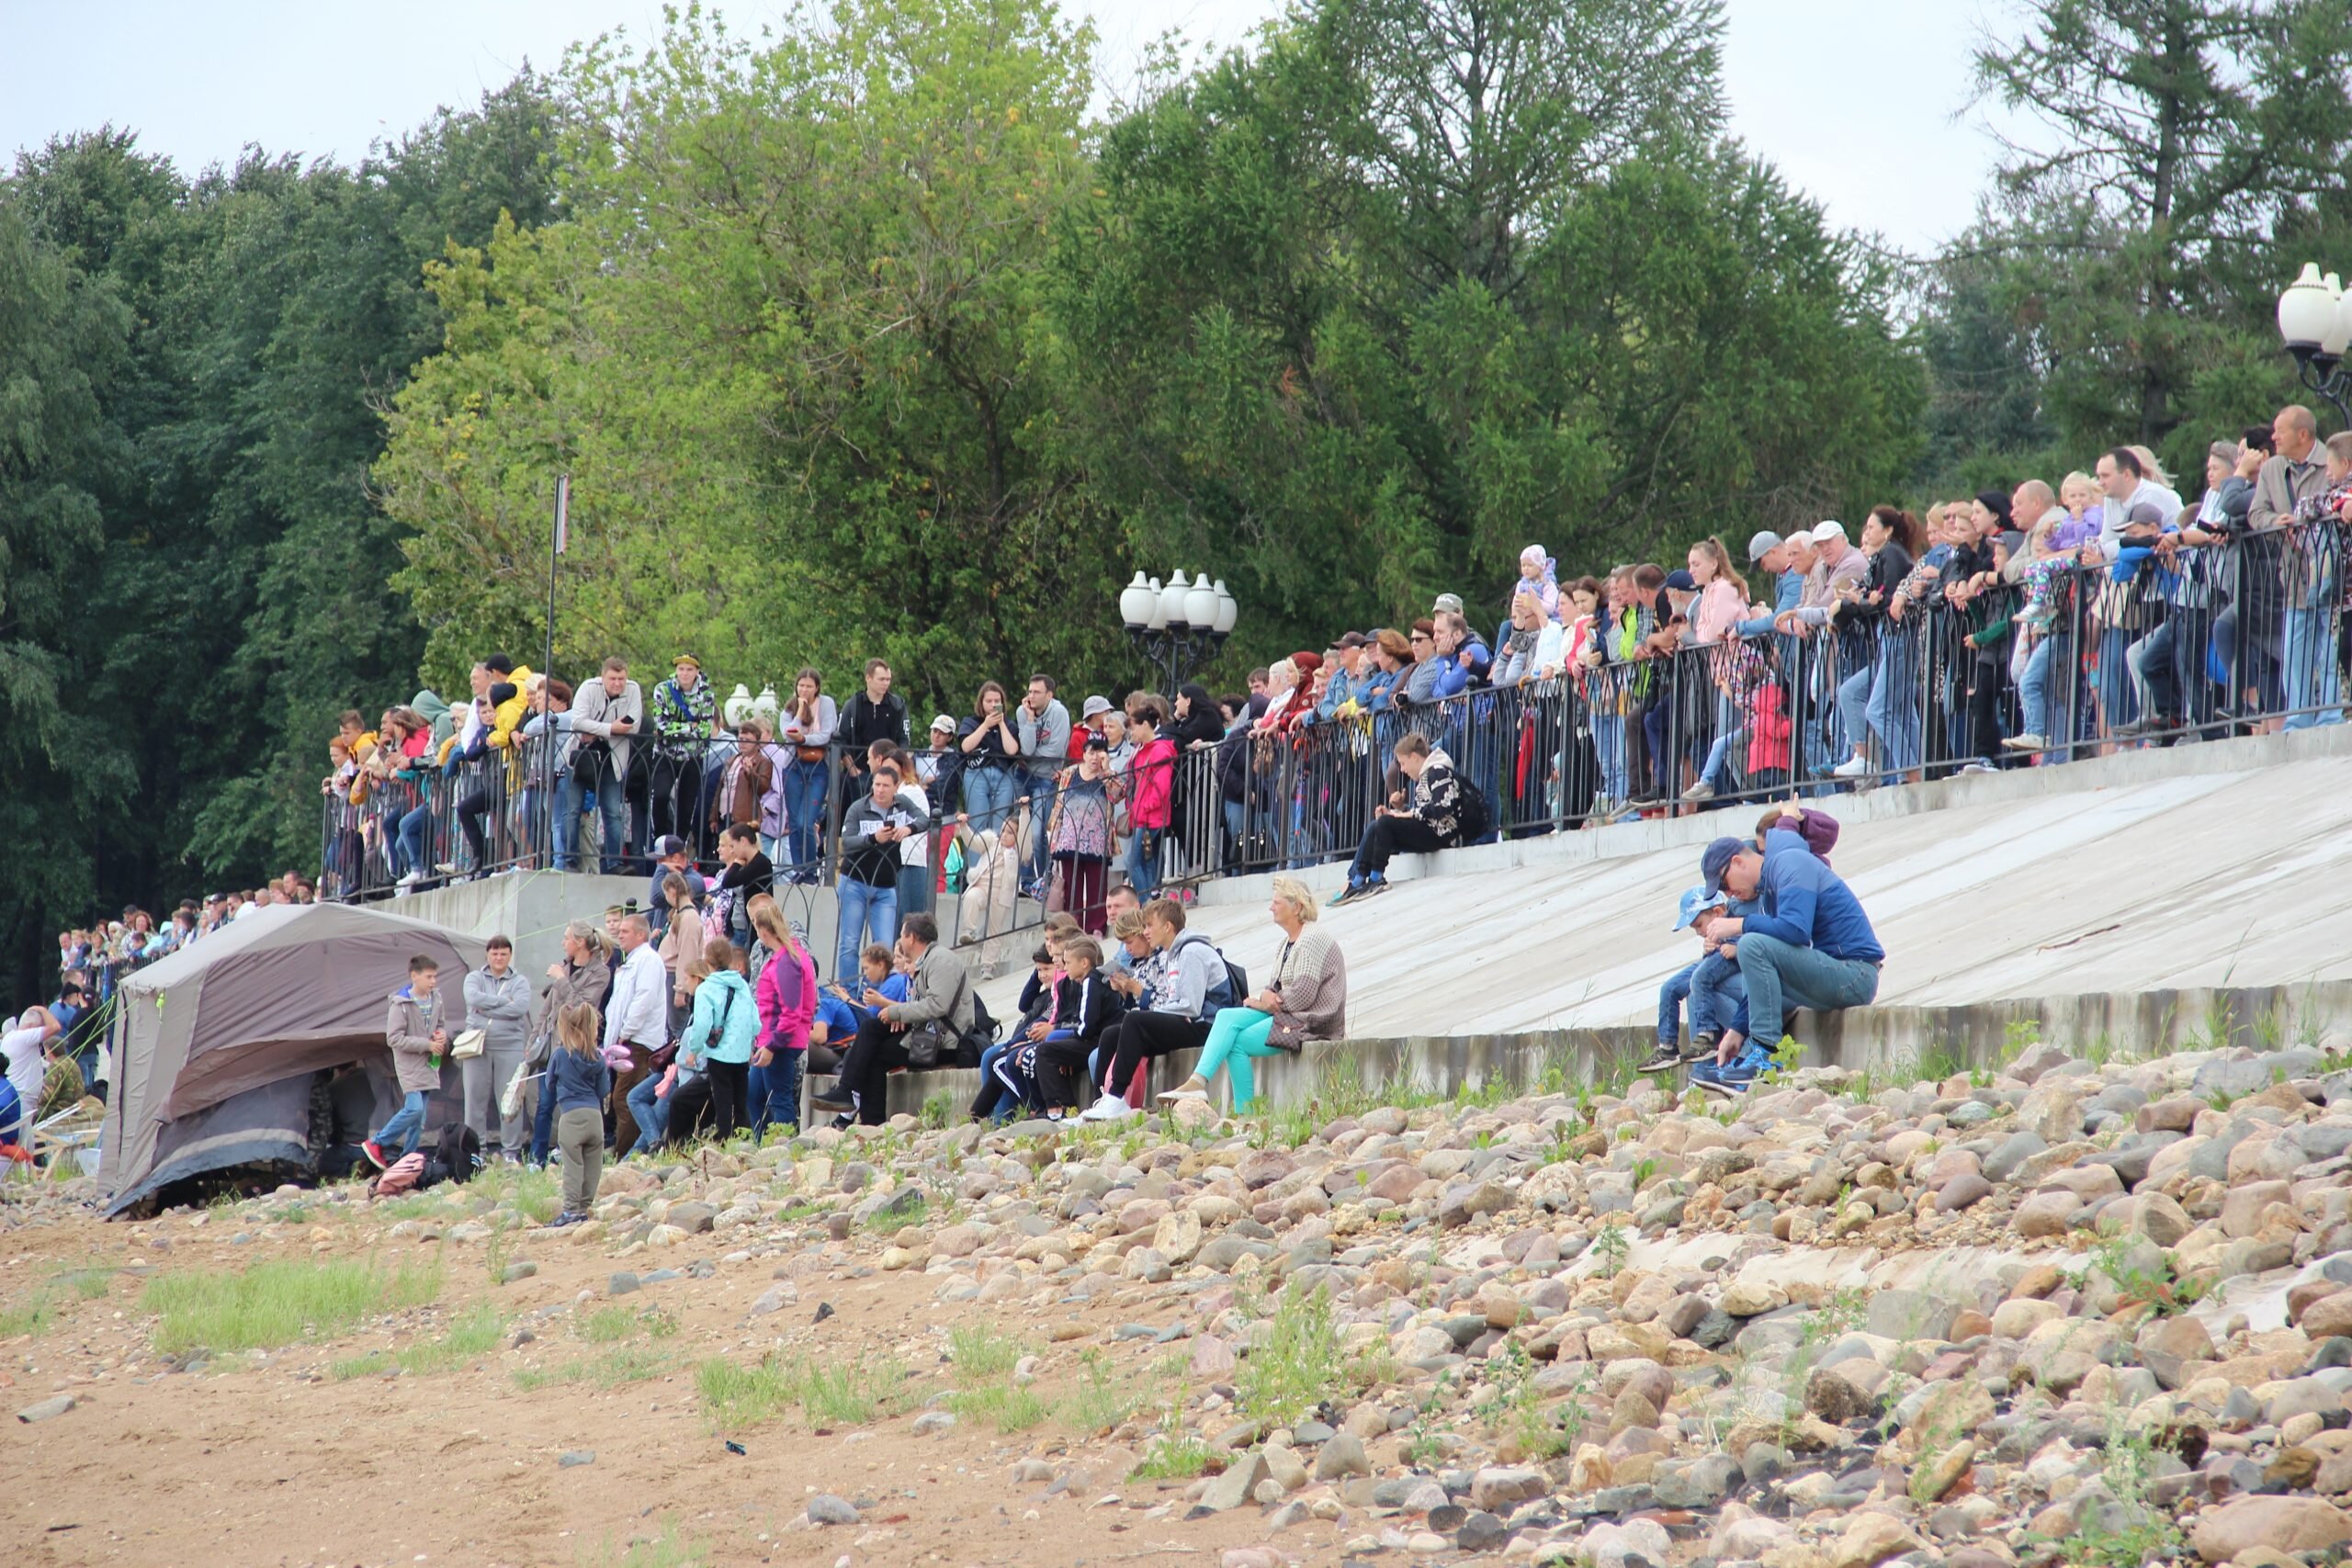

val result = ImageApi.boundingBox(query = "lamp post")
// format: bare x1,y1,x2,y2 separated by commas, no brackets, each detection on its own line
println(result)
2276,262,2352,429
1119,569,1237,697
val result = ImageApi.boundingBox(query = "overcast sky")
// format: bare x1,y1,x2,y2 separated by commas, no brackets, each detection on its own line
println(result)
1,0,2009,255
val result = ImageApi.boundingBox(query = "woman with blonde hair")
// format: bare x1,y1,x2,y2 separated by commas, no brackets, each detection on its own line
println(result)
748,899,818,1139
1157,875,1348,1111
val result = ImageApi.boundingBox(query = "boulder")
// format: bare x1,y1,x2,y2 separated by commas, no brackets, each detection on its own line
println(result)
2188,1495,2352,1563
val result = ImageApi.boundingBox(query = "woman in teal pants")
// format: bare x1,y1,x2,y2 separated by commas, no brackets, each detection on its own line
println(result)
1158,875,1349,1111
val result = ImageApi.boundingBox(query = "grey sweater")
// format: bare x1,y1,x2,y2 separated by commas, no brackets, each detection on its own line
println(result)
570,679,645,776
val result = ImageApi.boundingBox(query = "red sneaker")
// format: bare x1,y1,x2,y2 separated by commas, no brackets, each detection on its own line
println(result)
361,1140,389,1169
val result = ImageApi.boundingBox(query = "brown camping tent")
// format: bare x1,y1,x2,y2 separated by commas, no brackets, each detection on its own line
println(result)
103,903,486,1215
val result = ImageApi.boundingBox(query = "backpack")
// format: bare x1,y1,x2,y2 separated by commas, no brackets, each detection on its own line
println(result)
1453,774,1491,844
957,990,998,1068
435,1122,481,1183
1204,949,1247,1014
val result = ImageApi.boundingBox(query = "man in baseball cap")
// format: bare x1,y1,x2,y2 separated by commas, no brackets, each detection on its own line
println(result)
1747,529,1781,562
1687,824,1883,1097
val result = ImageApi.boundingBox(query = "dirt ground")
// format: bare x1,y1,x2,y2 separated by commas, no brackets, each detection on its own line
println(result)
4,1193,1322,1568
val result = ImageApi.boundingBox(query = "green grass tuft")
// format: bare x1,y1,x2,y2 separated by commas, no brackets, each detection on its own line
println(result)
696,1351,910,1429
331,1301,505,1380
142,1257,440,1353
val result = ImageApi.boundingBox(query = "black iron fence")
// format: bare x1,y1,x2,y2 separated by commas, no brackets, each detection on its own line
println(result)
324,519,2351,949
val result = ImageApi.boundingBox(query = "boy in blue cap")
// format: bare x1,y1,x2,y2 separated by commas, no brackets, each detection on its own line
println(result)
1688,825,1883,1096
1638,886,1745,1073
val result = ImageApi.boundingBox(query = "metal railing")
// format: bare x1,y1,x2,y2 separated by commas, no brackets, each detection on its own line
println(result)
322,517,2352,944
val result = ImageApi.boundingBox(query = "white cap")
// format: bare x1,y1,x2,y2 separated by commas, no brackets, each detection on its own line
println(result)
1809,520,1847,543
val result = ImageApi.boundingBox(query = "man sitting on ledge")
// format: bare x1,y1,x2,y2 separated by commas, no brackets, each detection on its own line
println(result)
1689,827,1883,1097
1331,731,1464,906
810,912,970,1127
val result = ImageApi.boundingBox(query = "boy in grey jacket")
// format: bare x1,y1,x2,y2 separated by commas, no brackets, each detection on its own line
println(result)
367,955,448,1167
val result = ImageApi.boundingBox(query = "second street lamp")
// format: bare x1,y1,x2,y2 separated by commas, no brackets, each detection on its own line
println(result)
1119,569,1237,697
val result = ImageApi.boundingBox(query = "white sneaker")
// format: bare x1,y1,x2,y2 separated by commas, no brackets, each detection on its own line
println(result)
2000,733,2046,751
1959,761,1998,775
1831,754,1870,779
1080,1097,1137,1122
395,869,424,887
1156,1086,1209,1102
1680,780,1715,803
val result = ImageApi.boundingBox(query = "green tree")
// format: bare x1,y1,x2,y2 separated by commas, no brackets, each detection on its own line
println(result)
1966,0,2352,450
1051,1,1919,658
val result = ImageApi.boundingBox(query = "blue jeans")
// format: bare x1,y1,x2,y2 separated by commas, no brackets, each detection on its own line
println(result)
973,1042,1022,1122
1193,1008,1282,1110
531,1072,558,1166
749,1050,803,1139
564,775,628,874
1868,642,1920,774
1657,962,1696,1046
783,759,830,874
1223,799,1246,864
1733,933,1881,1045
373,1089,429,1158
2097,626,2139,732
963,766,1019,834
2281,605,2344,728
396,807,432,878
833,879,897,990
1126,828,1162,898
626,1071,689,1158
2019,638,2052,741
1593,716,1628,803
1690,950,1746,1038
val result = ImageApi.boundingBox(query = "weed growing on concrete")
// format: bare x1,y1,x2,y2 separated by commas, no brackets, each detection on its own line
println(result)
142,1256,441,1354
919,1090,956,1131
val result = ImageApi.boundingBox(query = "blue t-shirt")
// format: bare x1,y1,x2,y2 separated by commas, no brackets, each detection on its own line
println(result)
813,995,859,1047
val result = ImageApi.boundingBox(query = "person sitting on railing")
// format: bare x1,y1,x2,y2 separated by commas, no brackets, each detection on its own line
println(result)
435,689,504,881
1158,875,1347,1113
1331,731,1464,905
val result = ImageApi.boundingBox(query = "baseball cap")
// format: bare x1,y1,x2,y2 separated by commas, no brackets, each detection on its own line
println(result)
1663,569,1697,592
2122,502,2167,531
1809,520,1847,544
1673,885,1728,931
655,835,691,858
673,653,701,671
1080,694,1114,720
929,714,956,734
1747,529,1783,562
1432,592,1465,615
1701,835,1745,897
1337,630,1371,650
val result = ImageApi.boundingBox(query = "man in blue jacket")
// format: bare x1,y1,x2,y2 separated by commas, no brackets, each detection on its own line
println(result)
1689,829,1883,1095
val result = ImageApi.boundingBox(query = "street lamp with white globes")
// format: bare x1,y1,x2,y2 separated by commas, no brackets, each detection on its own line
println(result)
1118,569,1237,697
2276,262,2352,428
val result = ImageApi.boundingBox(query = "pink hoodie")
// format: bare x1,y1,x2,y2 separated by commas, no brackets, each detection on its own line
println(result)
756,943,819,1054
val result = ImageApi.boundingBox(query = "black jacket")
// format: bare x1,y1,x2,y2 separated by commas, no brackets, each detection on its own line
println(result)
840,692,910,760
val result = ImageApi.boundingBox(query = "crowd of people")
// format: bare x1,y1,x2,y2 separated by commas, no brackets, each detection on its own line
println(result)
340,868,1351,1218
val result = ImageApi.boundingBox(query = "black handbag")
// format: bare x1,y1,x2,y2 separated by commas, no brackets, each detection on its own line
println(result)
902,1023,952,1070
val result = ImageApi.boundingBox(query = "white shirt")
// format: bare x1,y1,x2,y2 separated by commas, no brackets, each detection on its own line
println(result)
3,1026,45,1121
2100,479,2186,558
604,943,669,1049
895,783,932,870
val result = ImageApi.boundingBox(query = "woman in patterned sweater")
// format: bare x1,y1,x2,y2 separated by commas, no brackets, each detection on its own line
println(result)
1157,875,1347,1112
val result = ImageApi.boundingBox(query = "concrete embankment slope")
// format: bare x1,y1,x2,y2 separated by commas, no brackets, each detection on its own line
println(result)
1167,725,2352,1066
